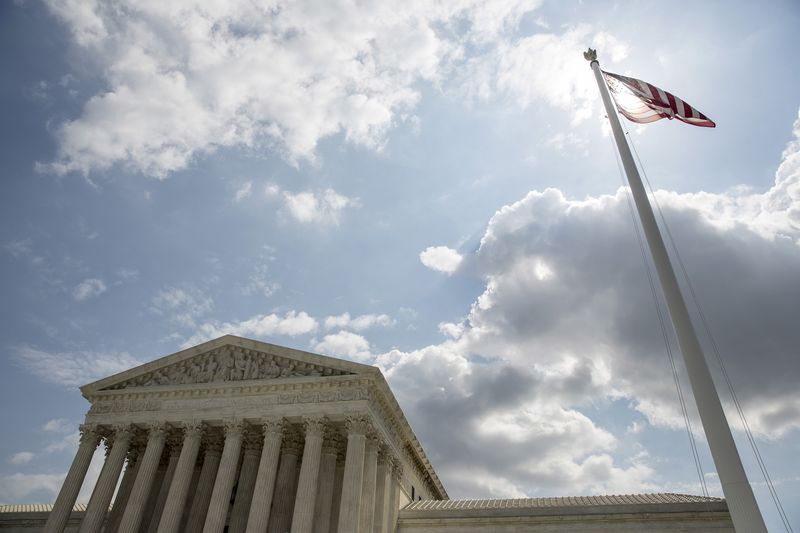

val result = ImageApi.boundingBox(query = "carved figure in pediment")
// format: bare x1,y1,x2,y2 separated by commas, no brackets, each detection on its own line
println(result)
263,358,281,378
292,363,311,377
247,355,261,380
279,362,294,377
214,348,232,381
181,360,200,384
198,358,216,383
231,349,250,381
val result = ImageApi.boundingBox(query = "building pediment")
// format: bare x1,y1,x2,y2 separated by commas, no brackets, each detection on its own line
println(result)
82,335,375,394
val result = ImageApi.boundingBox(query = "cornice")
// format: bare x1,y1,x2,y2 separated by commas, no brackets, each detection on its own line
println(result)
81,335,380,396
79,335,448,500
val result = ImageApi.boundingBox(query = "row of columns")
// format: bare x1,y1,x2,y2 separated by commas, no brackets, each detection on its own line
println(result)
44,417,404,533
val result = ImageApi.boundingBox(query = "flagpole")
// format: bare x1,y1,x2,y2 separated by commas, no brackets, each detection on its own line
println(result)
586,50,767,532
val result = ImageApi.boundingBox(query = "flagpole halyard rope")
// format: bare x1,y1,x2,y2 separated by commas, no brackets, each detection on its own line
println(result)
587,48,767,532
623,124,795,533
606,129,710,500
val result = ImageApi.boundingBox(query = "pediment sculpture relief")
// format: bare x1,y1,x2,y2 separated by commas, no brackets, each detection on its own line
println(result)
104,346,352,390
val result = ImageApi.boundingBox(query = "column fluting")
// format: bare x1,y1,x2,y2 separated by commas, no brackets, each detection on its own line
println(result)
184,433,223,533
266,429,302,533
44,424,100,533
244,418,284,533
139,461,167,533
79,425,133,533
385,461,402,533
329,453,345,533
118,423,168,533
146,434,181,533
105,446,143,533
290,418,326,533
202,420,245,533
336,416,368,533
311,431,339,533
372,449,390,533
227,429,261,533
358,435,379,533
156,422,203,533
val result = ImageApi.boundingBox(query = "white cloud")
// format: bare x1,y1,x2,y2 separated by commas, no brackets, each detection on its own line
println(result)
374,107,800,498
43,418,72,433
324,313,395,331
5,239,33,258
264,183,360,225
0,445,106,504
9,452,34,465
456,25,628,124
72,278,107,301
116,268,140,282
419,246,463,275
241,248,280,298
44,432,80,454
314,331,372,362
282,189,360,225
0,472,65,502
151,286,213,328
13,346,142,387
185,310,318,347
545,131,588,153
234,181,253,202
40,0,616,178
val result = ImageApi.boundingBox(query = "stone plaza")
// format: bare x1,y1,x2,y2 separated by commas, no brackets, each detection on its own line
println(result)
1,335,734,532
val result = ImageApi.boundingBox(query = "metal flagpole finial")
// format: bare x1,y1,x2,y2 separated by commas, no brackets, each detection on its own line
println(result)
583,48,598,66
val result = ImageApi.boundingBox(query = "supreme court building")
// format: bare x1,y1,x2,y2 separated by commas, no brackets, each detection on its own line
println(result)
3,335,734,532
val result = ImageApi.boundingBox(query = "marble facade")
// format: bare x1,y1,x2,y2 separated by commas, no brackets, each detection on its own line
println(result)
41,335,444,533
24,334,733,533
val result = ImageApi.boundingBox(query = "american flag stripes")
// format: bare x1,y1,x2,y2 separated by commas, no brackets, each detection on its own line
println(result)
602,71,716,128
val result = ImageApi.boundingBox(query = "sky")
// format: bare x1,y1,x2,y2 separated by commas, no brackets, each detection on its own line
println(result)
1,0,799,529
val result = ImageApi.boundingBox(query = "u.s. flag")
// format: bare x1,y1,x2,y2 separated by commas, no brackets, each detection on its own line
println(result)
602,71,716,128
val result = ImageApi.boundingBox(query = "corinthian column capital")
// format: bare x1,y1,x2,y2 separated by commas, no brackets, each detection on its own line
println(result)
224,419,245,439
79,424,101,446
344,415,370,436
182,420,205,439
303,416,327,438
113,424,134,442
261,417,285,437
146,422,168,441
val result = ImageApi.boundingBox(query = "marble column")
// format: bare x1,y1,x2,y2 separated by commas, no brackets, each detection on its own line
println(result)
180,464,203,532
156,422,203,533
358,435,379,533
290,418,326,533
336,416,368,533
79,426,133,533
139,462,167,533
372,450,390,533
44,424,100,533
385,462,402,533
227,429,261,533
106,446,143,533
146,435,181,533
266,430,302,533
203,420,245,533
311,433,339,533
185,434,223,533
118,423,167,533
329,454,345,533
244,419,284,533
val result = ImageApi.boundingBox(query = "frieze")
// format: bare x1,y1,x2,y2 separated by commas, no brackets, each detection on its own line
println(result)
89,399,161,414
103,345,353,390
88,386,371,416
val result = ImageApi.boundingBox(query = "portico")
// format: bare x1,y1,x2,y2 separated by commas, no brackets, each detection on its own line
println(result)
43,335,445,533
